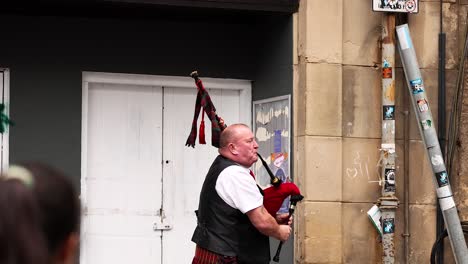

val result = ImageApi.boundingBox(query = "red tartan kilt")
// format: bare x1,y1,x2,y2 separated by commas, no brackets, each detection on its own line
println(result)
192,245,238,264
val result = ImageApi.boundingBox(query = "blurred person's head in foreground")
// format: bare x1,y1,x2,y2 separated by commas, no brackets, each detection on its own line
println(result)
0,162,80,264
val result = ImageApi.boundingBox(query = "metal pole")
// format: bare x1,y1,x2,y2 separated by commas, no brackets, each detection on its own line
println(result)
379,13,398,264
437,0,447,262
396,23,468,264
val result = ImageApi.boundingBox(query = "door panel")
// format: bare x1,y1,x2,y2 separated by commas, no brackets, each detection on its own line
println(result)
162,87,241,264
83,83,163,264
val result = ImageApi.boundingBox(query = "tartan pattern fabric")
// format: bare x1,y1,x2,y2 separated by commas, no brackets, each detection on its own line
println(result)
192,246,238,264
186,78,226,148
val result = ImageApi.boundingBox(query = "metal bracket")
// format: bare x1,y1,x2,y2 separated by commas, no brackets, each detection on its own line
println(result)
153,222,173,231
378,196,399,209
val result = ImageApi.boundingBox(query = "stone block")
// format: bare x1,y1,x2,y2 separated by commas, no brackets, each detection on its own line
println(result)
408,2,458,69
297,63,342,137
459,5,468,54
408,204,437,263
296,201,342,264
409,140,437,204
340,66,407,141
342,138,382,203
297,136,342,201
343,0,382,66
342,202,381,264
342,66,381,138
297,0,343,64
342,66,405,139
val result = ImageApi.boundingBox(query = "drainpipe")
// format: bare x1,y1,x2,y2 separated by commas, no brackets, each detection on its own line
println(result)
397,24,468,264
403,68,410,264
436,0,446,262
378,13,399,264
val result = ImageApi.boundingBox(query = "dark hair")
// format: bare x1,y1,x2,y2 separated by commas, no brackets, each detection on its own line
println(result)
20,162,81,254
0,178,48,264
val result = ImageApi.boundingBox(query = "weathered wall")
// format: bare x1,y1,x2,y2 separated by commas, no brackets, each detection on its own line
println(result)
456,0,468,226
294,0,463,263
454,4,468,264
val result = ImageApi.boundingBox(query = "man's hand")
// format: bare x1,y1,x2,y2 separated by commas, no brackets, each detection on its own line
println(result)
277,225,292,242
246,206,292,241
275,213,293,225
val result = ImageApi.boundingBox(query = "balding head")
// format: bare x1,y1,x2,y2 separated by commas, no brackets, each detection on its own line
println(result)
219,124,258,167
219,124,249,149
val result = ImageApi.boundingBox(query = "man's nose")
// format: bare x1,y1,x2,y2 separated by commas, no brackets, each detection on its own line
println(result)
253,140,259,148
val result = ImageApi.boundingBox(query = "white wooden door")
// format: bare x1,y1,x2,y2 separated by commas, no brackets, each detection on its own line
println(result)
82,83,164,264
81,72,251,264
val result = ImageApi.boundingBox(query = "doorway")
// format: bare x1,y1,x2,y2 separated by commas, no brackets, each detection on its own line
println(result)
81,72,251,264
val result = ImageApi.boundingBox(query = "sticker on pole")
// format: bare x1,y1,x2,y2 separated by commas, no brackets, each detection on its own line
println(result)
417,99,429,112
384,168,396,192
383,218,395,234
421,119,432,130
372,0,419,13
436,171,449,188
410,78,424,94
383,105,395,120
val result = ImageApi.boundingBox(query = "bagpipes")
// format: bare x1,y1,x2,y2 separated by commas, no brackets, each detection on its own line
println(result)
185,71,304,262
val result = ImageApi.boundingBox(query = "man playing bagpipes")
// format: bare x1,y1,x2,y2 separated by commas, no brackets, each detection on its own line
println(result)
187,72,302,264
191,124,292,264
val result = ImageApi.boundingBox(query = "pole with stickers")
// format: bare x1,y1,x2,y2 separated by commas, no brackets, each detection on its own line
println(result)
378,11,398,264
371,1,418,263
396,23,468,264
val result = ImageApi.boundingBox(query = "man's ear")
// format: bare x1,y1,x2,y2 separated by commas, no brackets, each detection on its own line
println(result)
54,232,79,264
228,143,238,155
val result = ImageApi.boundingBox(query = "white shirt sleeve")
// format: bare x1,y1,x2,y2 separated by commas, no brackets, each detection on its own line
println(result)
215,165,263,214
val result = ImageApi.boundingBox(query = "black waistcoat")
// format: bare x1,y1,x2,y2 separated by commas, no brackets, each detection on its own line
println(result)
191,155,270,264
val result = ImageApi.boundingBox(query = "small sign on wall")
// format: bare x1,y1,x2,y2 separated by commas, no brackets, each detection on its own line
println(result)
372,0,418,13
